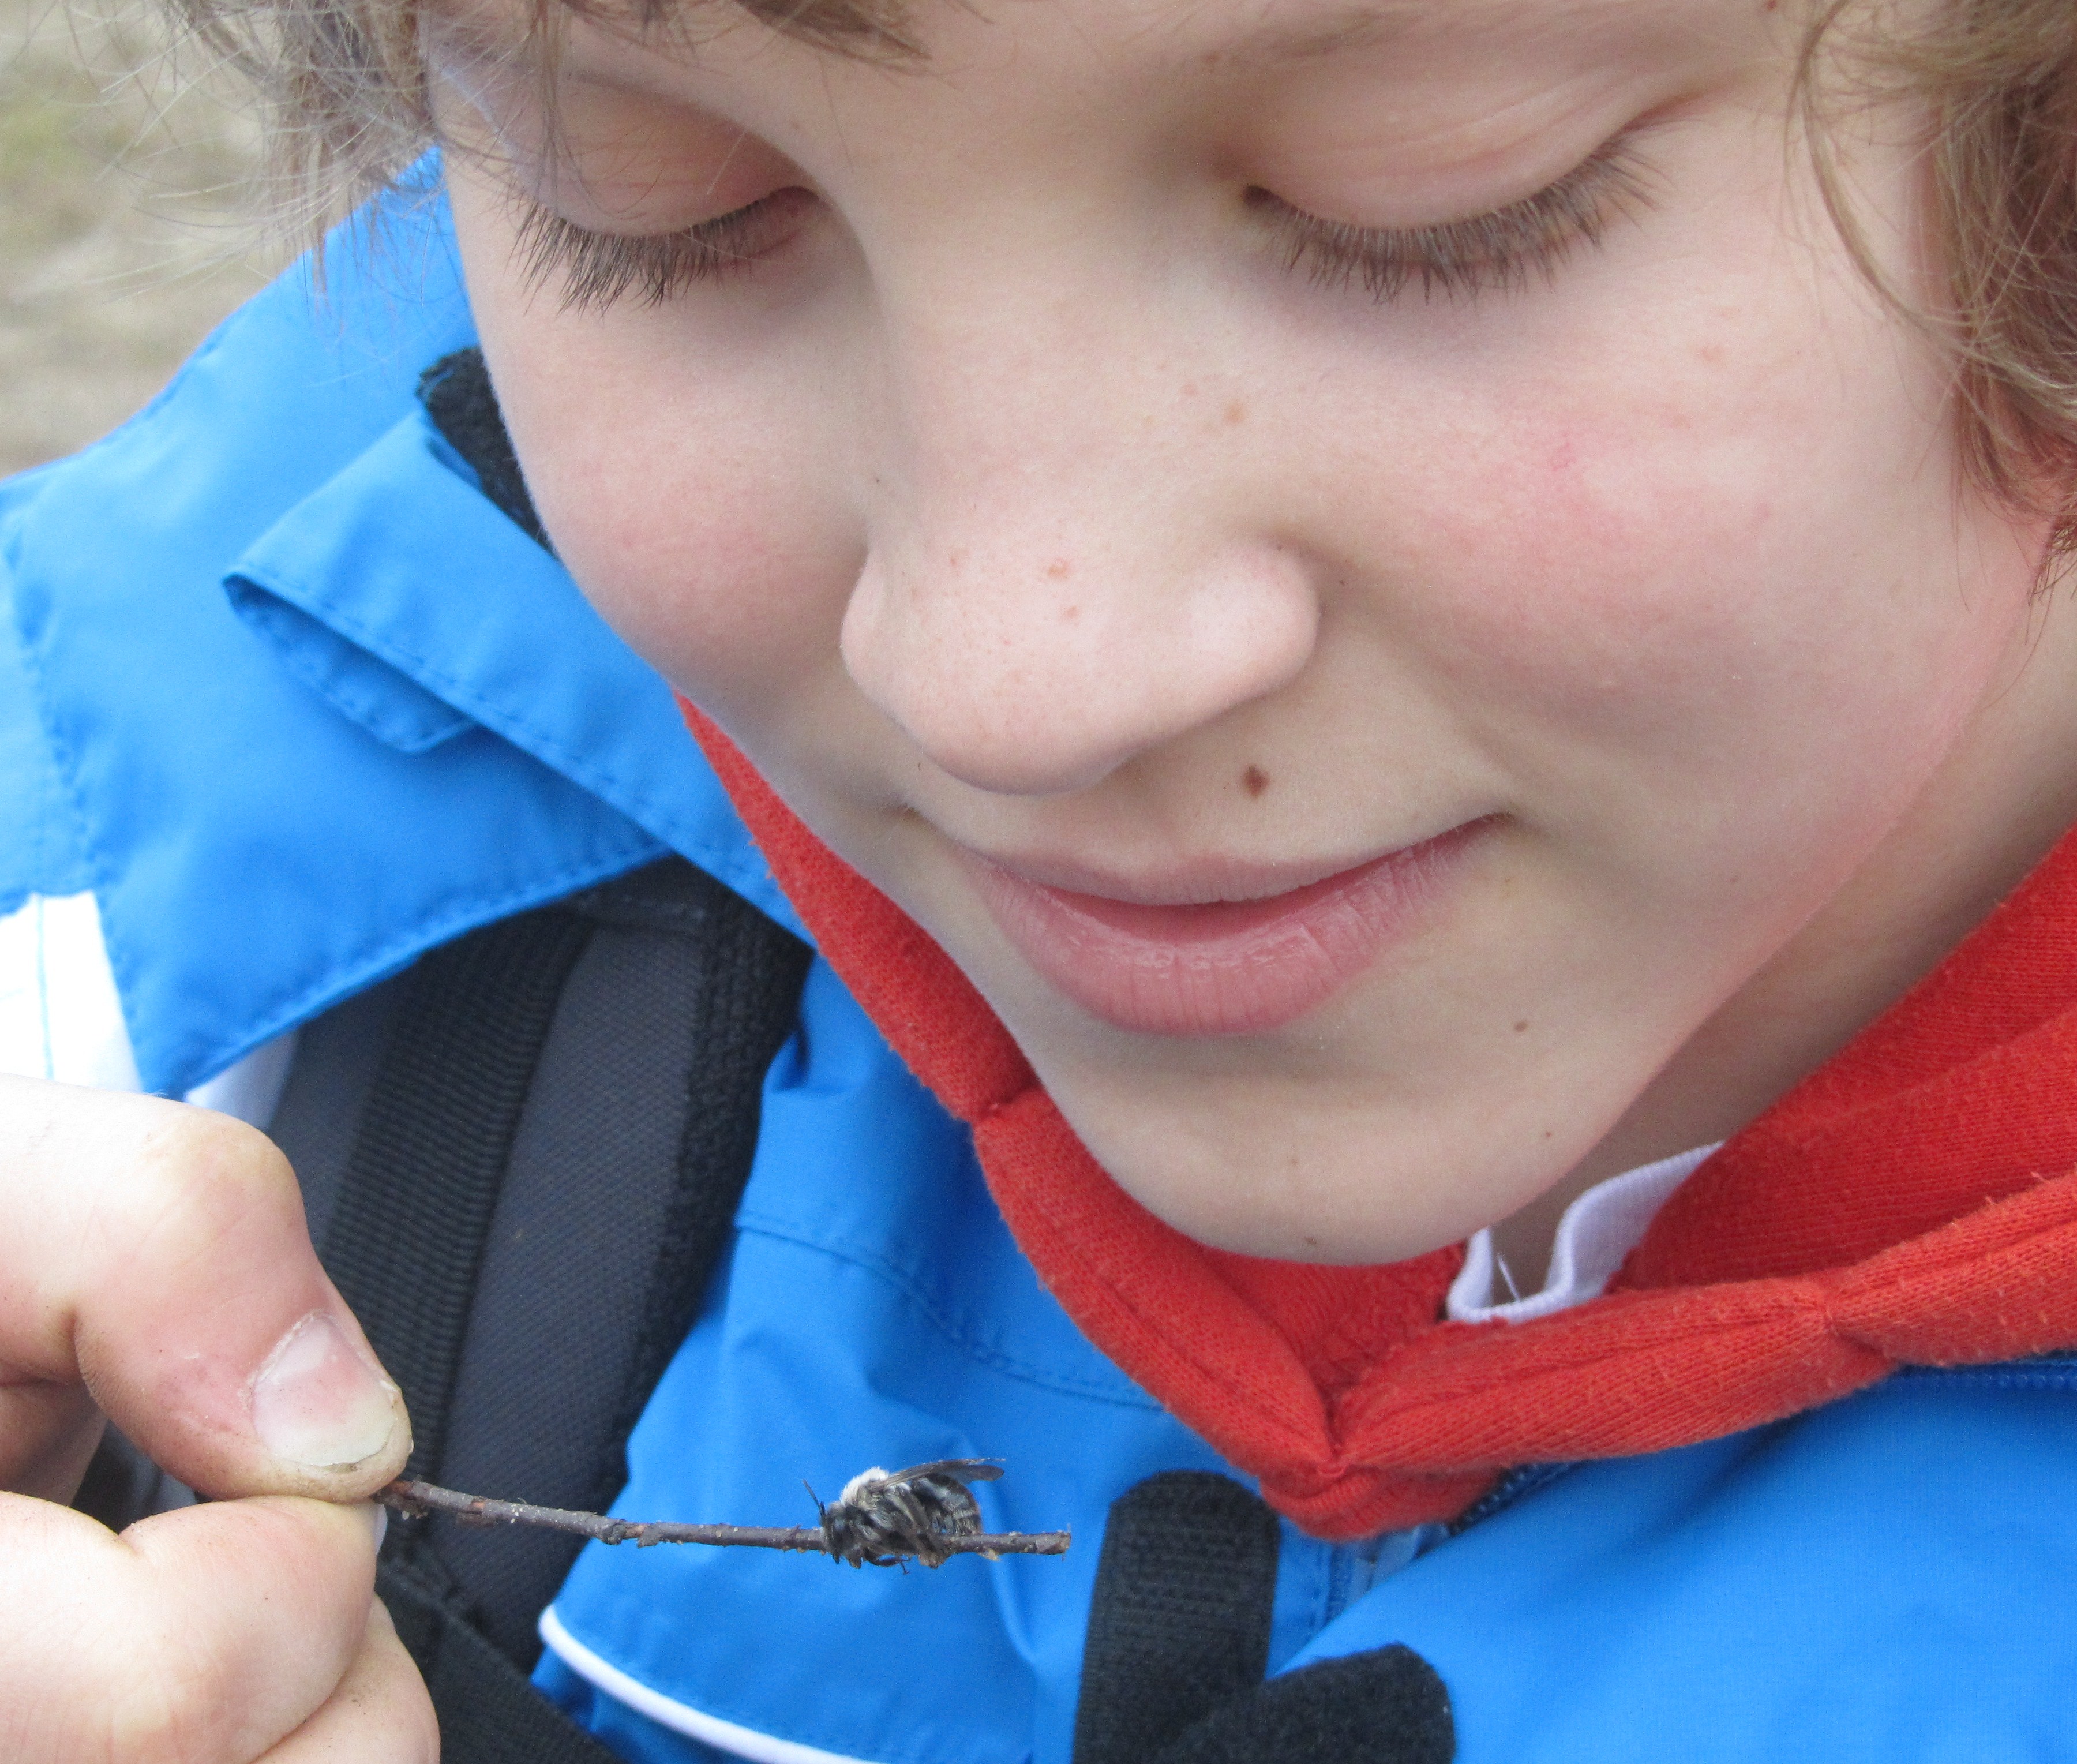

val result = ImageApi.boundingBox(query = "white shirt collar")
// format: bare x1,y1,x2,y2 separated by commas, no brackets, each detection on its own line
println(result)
1446,1143,1720,1324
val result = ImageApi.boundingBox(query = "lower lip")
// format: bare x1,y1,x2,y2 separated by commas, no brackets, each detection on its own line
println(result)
965,827,1479,1038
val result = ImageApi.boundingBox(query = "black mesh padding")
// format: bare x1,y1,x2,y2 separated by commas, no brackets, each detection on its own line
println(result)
418,349,550,548
423,862,813,1666
1152,1647,1455,1764
321,906,598,1487
1073,1471,1284,1764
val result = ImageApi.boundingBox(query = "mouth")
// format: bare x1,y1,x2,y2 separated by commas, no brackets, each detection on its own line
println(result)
961,823,1485,1038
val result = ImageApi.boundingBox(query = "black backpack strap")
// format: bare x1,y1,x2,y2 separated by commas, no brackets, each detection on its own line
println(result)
272,857,810,1760
321,904,599,1490
1073,1472,1456,1764
381,1556,632,1764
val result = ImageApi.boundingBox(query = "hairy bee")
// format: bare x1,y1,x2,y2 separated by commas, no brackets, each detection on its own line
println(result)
813,1459,1004,1568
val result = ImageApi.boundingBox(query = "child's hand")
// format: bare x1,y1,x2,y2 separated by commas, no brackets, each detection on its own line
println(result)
0,1073,434,1761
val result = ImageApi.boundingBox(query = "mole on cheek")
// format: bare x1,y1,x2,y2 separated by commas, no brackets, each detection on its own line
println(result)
1242,765,1270,798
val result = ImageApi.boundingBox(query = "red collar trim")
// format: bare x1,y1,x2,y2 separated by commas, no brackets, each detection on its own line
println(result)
686,704,2077,1535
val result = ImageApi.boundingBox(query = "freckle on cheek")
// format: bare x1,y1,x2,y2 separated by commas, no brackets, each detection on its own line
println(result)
1045,559,1071,580
1224,401,1246,426
1243,765,1270,797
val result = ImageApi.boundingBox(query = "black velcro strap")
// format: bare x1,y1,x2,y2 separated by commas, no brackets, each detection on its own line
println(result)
1152,1647,1454,1764
1073,1471,1283,1764
321,905,597,1484
383,1555,626,1764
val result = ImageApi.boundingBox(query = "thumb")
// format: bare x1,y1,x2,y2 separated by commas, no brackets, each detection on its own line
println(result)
0,1074,411,1501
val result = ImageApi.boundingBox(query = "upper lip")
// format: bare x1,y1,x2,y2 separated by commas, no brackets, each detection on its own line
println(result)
955,833,1467,908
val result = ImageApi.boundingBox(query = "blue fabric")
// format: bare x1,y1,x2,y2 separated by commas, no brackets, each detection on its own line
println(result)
541,958,1236,1764
1288,1367,2077,1762
7,180,2076,1764
0,182,795,1095
0,541,91,917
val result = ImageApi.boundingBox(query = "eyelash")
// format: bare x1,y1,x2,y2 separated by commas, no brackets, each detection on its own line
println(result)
515,134,1659,314
1251,136,1659,304
515,195,800,310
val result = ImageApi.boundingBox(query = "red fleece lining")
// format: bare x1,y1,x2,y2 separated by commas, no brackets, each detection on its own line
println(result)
684,702,2077,1537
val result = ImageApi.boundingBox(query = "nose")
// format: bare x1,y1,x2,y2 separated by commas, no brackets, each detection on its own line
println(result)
838,306,1322,796
841,529,1318,796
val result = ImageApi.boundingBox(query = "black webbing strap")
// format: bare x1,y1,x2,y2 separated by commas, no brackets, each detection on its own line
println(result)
322,906,598,1486
1073,1471,1284,1764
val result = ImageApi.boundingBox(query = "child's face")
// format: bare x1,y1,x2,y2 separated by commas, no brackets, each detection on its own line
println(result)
437,0,2076,1264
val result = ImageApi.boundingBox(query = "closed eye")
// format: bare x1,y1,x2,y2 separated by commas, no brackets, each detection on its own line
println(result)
1251,130,1662,304
509,131,1660,315
513,186,818,310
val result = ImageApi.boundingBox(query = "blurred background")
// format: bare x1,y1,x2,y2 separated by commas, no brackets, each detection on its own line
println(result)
2,0,276,475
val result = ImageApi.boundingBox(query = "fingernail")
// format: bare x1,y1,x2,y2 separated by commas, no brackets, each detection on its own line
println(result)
250,1312,403,1471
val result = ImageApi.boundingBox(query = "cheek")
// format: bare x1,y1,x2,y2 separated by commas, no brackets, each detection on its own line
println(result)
477,304,861,736
1333,305,2009,833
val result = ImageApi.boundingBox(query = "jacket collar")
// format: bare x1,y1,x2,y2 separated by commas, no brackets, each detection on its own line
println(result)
10,184,794,1095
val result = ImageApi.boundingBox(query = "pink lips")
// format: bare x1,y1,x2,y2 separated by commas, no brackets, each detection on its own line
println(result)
965,826,1479,1038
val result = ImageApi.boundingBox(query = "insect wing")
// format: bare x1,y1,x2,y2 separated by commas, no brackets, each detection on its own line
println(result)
880,1459,1004,1489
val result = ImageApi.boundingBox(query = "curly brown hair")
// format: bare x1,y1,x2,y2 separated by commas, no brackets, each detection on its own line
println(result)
178,0,2077,549
1802,0,2077,552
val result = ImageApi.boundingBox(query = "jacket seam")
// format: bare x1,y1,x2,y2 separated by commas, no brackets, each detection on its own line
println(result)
239,559,702,849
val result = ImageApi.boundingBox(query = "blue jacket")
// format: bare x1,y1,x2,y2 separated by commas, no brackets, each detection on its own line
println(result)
4,188,2075,1764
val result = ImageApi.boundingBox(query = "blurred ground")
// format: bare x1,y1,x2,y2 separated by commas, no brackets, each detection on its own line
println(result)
0,0,276,475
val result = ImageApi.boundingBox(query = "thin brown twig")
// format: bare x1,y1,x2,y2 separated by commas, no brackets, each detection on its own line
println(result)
375,1477,1071,1561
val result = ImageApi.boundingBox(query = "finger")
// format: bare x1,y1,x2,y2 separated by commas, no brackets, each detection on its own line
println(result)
1,1492,382,1762
0,1074,410,1501
260,1600,440,1764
